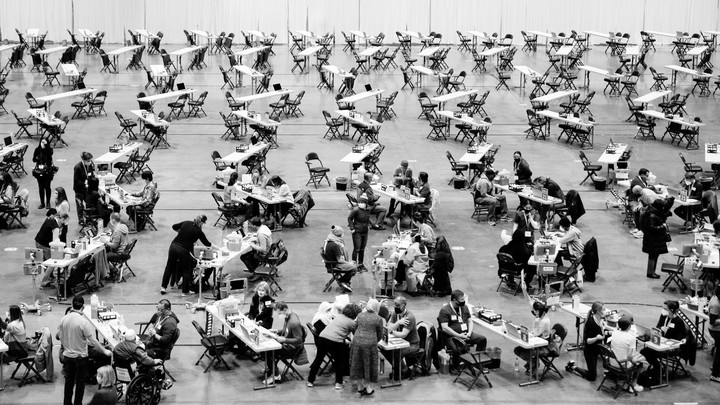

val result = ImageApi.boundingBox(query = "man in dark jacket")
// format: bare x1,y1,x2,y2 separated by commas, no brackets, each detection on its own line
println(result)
72,151,95,225
145,299,180,359
356,172,387,230
513,151,533,185
348,195,372,271
628,168,650,235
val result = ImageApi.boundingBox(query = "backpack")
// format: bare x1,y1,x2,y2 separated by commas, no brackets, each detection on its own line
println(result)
637,365,660,387
416,321,436,375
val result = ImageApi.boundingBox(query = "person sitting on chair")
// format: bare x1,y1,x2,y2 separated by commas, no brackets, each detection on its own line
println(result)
102,212,129,277
639,300,687,372
85,177,114,228
439,290,487,368
412,171,433,219
400,235,430,294
240,216,273,280
513,151,533,185
388,160,413,216
532,176,564,227
473,169,509,226
552,216,584,266
499,228,534,289
323,225,357,292
673,173,704,229
411,212,436,251
113,329,162,368
382,296,420,381
263,301,306,385
608,317,645,393
127,171,158,231
144,299,180,360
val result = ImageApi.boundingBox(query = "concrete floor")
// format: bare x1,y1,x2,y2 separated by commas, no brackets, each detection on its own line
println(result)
0,37,718,404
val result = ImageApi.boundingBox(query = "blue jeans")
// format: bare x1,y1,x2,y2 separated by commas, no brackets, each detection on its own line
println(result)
352,231,368,265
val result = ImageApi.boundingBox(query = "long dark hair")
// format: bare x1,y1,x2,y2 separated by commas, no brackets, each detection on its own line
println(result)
228,172,239,187
8,305,24,327
414,235,426,254
2,173,15,190
55,186,68,205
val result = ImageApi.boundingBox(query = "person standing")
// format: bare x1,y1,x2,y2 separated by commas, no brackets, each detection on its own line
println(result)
640,199,670,279
348,194,372,271
54,187,70,243
307,303,361,389
56,295,112,405
72,152,95,225
567,301,607,381
708,284,720,383
628,168,650,236
349,298,384,396
513,202,541,246
160,214,220,295
431,236,454,296
32,138,55,209
512,151,533,185
388,160,413,215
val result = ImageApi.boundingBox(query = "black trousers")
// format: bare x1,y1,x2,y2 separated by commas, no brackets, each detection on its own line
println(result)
308,337,348,384
161,243,195,292
36,176,52,206
63,356,88,405
575,344,600,381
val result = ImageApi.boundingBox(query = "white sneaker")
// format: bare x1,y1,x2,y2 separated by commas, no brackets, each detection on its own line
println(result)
263,375,281,385
306,382,314,387
631,384,643,392
334,382,344,390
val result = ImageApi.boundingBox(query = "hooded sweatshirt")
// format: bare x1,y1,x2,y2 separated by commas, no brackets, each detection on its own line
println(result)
148,311,180,351
107,223,129,253
324,233,349,263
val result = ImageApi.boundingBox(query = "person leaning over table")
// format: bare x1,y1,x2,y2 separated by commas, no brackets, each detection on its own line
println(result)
240,216,273,280
72,151,95,225
311,301,334,335
307,302,362,389
159,214,221,296
639,300,688,372
567,301,609,382
387,160,413,216
263,301,306,385
356,172,387,230
708,284,720,384
380,296,421,382
532,176,564,227
473,169,509,226
513,151,533,185
32,138,55,210
439,290,487,369
674,172,704,228
640,199,672,279
552,216,584,266
36,211,70,285
126,170,158,231
349,298,384,396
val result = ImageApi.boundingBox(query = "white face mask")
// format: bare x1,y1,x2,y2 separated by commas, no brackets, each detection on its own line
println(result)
685,181,692,186
661,309,669,317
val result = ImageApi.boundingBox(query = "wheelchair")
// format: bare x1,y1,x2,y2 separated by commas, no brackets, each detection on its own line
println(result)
114,360,171,405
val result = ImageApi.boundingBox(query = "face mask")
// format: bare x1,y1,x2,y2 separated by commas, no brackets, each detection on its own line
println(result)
685,181,692,186
531,311,538,318
661,309,669,316
456,301,466,307
394,307,403,314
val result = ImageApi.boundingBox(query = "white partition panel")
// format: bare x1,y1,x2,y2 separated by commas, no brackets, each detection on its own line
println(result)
0,0,72,45
430,0,502,44
358,0,430,43
74,0,144,45
643,0,720,43
288,0,360,45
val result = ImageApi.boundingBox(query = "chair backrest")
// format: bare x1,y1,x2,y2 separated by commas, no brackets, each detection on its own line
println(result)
191,320,207,337
496,252,522,273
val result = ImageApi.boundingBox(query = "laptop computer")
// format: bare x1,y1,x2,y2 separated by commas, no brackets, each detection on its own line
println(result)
3,136,12,147
176,83,186,90
272,83,282,91
364,84,372,91
634,324,652,342
77,82,86,90
505,322,523,339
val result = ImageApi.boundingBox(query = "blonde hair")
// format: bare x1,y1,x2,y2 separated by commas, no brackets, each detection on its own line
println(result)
96,365,116,388
255,281,272,296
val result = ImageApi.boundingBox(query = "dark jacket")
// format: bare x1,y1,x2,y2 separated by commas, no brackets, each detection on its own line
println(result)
544,178,564,202
171,221,211,251
146,311,180,352
640,206,669,255
248,293,274,329
431,250,454,294
73,161,95,195
581,237,599,282
513,158,532,184
32,146,54,179
348,207,371,234
565,189,586,224
113,340,157,366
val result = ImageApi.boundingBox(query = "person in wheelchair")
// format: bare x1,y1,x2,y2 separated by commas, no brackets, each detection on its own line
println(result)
113,329,172,391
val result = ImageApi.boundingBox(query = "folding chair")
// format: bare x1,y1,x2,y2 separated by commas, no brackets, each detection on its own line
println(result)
269,94,289,120
254,240,287,295
187,91,208,117
417,92,438,118
191,320,231,372
649,67,668,90
525,109,547,140
596,344,642,399
291,51,306,73
41,62,60,86
660,253,688,293
496,253,523,295
99,50,116,73
305,152,331,188
8,335,46,387
425,111,447,141
167,93,188,119
113,150,139,184
212,192,240,229
400,66,415,90
322,111,343,140
446,151,468,185
451,337,493,390
70,93,91,119
130,145,154,176
87,90,108,117
219,112,241,140
579,151,601,185
548,255,584,296
306,322,335,375
134,193,159,231
285,90,305,117
278,345,305,381
539,324,567,381
495,67,510,90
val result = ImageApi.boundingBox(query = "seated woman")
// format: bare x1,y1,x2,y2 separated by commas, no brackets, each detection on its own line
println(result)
499,228,535,289
247,281,275,329
0,173,29,219
401,235,430,294
222,172,251,220
85,177,114,228
513,284,560,375
1,305,27,362
127,171,158,231
640,300,688,370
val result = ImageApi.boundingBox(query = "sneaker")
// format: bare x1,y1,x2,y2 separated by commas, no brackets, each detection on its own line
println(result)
161,379,173,390
180,291,197,297
339,282,353,292
38,204,45,209
500,216,512,222
633,231,643,239
357,264,367,273
565,361,575,372
160,287,166,295
334,382,344,390
488,221,496,226
710,375,720,383
371,224,386,230
307,382,314,388
263,375,281,385
631,384,643,392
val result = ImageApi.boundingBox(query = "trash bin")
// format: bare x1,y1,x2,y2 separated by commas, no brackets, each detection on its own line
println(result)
593,176,607,191
486,347,502,369
336,176,348,191
437,349,451,374
700,176,713,191
453,175,467,189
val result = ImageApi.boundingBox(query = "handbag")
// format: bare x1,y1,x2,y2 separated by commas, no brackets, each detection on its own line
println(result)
662,224,672,242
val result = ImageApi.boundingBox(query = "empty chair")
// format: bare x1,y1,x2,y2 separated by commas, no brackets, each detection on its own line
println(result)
87,90,108,116
305,152,331,188
285,90,305,117
579,151,602,185
41,62,60,86
187,91,208,117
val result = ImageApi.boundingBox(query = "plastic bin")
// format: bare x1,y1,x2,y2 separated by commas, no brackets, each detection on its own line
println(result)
593,176,607,191
336,177,348,191
453,176,466,189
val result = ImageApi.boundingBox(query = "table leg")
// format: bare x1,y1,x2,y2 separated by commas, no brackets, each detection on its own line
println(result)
650,351,670,389
567,316,585,351
253,351,277,390
112,56,119,73
0,351,4,390
519,348,541,386
381,349,403,388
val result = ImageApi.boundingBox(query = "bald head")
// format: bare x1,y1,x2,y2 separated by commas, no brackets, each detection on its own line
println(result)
123,329,137,342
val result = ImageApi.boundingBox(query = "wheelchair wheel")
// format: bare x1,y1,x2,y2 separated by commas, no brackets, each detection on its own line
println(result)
125,374,158,405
